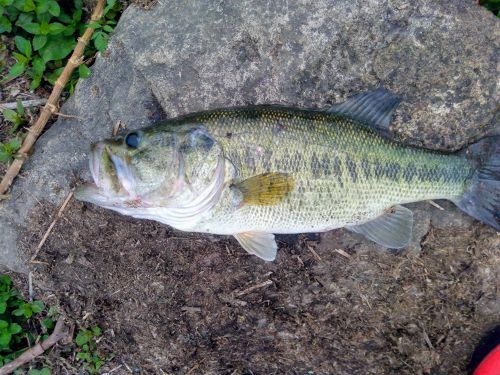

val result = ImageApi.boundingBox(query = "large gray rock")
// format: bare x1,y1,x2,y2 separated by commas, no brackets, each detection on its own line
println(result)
0,1,498,272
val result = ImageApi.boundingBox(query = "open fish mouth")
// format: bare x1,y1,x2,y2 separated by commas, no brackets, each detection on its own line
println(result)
89,142,103,187
80,142,136,200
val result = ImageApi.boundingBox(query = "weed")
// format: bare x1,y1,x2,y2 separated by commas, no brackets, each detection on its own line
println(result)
0,275,56,368
75,326,107,374
0,0,122,91
480,0,500,16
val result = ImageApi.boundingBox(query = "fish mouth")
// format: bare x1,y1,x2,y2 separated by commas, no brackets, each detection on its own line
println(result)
86,142,135,197
89,142,103,187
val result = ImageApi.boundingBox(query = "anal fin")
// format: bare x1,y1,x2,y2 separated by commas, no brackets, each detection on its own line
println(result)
346,205,413,249
234,232,277,261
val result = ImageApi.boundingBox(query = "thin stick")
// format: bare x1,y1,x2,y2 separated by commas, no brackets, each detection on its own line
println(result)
0,318,69,375
236,280,273,296
0,0,106,196
31,190,74,262
428,200,445,210
0,99,47,110
306,243,322,261
334,248,351,259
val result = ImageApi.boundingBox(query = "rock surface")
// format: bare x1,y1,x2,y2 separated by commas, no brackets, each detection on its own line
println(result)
0,1,499,372
1,0,498,272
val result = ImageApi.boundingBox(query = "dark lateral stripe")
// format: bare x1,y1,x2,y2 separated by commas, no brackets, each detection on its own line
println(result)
333,156,344,187
346,158,357,182
361,157,371,178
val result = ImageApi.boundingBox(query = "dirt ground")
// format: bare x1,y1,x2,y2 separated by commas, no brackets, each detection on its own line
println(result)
17,196,499,374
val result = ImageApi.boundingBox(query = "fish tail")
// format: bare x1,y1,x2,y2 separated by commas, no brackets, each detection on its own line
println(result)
456,135,499,230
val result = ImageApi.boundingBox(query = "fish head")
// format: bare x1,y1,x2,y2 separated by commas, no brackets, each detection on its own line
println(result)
76,124,224,214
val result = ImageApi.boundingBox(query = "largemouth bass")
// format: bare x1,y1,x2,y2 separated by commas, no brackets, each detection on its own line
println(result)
76,89,499,260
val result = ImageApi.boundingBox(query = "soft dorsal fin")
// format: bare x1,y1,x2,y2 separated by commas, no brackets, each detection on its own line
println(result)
232,172,294,206
328,88,401,137
234,232,277,261
346,205,413,249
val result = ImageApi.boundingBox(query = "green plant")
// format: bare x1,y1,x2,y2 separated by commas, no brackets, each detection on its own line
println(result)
75,326,105,374
0,275,56,367
28,368,51,375
480,0,500,16
1,0,122,90
0,138,21,163
1,99,27,132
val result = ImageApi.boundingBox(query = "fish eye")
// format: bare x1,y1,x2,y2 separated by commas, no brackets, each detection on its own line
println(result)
125,132,140,148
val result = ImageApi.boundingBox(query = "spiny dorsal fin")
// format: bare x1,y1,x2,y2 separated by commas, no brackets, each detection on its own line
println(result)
328,88,401,137
234,232,277,261
232,172,294,206
346,205,413,249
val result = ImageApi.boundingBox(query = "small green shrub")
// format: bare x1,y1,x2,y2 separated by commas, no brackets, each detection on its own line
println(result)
75,326,106,374
0,275,56,368
0,0,122,91
480,0,500,16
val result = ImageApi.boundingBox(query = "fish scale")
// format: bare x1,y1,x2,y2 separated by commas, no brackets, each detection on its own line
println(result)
173,106,475,234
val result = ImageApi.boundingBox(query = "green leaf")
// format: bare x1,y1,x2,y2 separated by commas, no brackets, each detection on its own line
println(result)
4,62,26,80
0,320,8,329
15,36,31,58
87,22,101,29
9,323,22,334
19,22,40,34
102,25,114,33
93,32,107,52
0,15,12,33
4,62,26,79
37,12,50,24
41,318,55,330
33,34,47,50
35,0,49,14
39,21,49,35
0,0,14,6
40,35,75,62
14,0,34,12
32,57,45,75
29,76,41,90
48,22,64,34
0,331,12,347
12,52,29,64
75,332,89,346
2,109,19,123
30,300,44,313
16,100,24,116
91,326,101,336
47,0,58,16
103,0,116,15
78,64,90,78
76,351,91,361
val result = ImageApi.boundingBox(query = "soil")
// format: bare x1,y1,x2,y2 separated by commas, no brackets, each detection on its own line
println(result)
20,198,499,374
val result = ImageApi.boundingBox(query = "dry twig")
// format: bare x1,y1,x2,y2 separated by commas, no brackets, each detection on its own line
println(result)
236,280,273,296
0,318,70,375
0,0,106,196
31,190,74,262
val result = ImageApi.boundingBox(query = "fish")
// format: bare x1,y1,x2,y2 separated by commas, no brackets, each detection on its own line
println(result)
75,89,500,261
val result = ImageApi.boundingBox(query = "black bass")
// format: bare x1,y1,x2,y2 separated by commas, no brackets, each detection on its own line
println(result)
75,89,499,260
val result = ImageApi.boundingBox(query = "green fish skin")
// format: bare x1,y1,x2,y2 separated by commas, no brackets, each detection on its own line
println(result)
75,89,499,261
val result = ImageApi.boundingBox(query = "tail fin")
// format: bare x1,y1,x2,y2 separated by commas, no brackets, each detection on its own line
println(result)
456,136,499,231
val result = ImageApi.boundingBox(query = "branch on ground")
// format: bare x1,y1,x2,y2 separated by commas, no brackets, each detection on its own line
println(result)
0,318,70,375
0,0,106,196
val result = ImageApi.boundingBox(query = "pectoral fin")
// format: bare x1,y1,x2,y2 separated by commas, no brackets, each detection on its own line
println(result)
232,172,294,206
234,232,277,261
346,205,413,249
